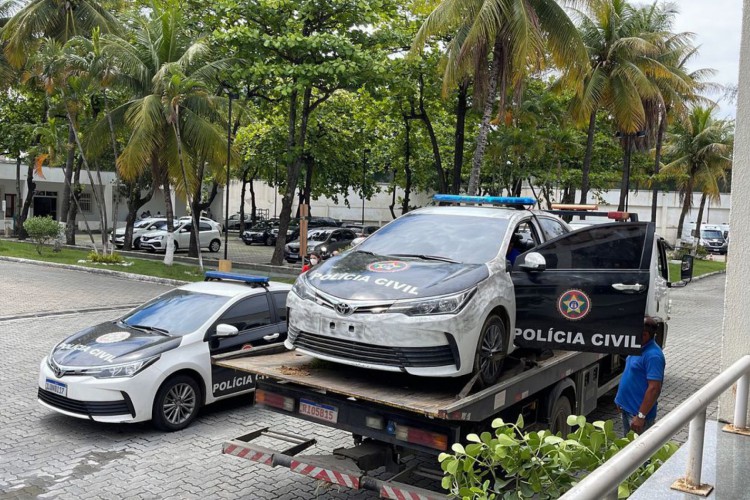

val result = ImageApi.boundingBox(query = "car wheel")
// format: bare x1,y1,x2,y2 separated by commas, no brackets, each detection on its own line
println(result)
152,375,201,432
548,395,573,436
473,314,508,389
133,238,141,250
244,240,252,246
209,239,221,253
265,236,274,246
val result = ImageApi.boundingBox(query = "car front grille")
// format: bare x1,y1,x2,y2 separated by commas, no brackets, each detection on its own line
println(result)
38,388,133,417
291,330,457,369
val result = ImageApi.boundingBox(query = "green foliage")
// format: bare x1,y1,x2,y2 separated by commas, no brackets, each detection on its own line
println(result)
438,415,677,499
87,251,124,264
22,216,62,255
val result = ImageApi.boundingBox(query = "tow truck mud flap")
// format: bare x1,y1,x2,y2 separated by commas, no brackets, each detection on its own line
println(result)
222,428,448,499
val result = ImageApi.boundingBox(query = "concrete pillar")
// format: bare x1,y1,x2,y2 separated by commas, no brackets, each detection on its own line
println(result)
719,0,750,423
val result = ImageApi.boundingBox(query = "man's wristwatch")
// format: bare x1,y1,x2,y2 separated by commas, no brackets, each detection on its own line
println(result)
636,412,646,419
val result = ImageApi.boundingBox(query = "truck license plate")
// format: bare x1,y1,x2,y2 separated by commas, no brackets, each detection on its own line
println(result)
299,398,338,423
45,378,67,397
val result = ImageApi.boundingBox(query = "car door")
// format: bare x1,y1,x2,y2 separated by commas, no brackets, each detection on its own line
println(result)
176,224,191,247
207,294,282,398
510,222,654,355
199,222,214,247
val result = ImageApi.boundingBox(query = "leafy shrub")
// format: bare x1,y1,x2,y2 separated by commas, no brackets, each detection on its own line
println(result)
87,251,124,264
23,216,62,255
438,414,677,499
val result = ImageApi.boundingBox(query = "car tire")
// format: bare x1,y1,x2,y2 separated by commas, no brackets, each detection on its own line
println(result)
209,239,221,253
548,395,573,436
473,314,508,389
152,375,201,431
243,240,252,246
133,238,141,250
265,236,274,246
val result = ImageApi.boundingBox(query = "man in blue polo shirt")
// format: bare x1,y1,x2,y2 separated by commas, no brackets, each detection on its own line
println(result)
615,316,665,436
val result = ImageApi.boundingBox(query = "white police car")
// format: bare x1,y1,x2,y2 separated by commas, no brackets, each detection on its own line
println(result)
286,195,673,388
38,273,291,431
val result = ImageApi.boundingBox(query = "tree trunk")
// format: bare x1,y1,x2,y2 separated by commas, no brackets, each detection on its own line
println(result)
676,175,695,243
579,110,597,205
303,154,314,207
417,74,446,193
65,159,82,245
249,175,257,224
239,167,249,233
388,183,397,219
618,135,632,211
14,157,21,236
272,86,314,266
104,90,121,255
172,114,203,271
60,122,75,224
467,38,505,195
402,116,412,214
18,161,35,240
651,112,666,223
453,80,468,194
163,176,176,266
692,192,708,254
124,182,155,250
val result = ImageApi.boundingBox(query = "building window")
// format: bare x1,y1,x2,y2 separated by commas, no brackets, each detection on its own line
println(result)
79,192,92,212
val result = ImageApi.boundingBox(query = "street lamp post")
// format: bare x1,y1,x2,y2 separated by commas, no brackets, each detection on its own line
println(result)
361,148,369,226
224,91,239,260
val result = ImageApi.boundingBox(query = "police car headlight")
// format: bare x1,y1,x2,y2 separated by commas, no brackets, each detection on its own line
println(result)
291,275,316,301
80,355,160,378
389,289,476,316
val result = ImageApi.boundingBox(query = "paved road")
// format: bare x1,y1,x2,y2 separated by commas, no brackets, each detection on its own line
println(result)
0,262,726,498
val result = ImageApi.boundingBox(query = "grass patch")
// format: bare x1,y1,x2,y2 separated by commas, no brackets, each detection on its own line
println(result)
669,258,726,281
0,239,205,282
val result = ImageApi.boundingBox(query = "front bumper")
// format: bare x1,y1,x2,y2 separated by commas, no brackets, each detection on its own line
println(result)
284,290,484,377
37,357,158,424
140,239,164,251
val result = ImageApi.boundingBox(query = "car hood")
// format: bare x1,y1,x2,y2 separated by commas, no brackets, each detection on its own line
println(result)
305,251,489,300
50,322,181,367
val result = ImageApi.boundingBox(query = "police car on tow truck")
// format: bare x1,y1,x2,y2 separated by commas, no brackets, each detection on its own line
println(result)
286,195,675,388
38,273,290,431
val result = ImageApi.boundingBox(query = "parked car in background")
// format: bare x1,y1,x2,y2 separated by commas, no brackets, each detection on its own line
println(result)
111,218,167,249
177,216,222,232
241,221,277,246
140,221,222,253
309,216,341,228
39,273,291,431
225,213,253,231
284,227,357,263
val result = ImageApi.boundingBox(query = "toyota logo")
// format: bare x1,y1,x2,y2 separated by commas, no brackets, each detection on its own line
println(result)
335,303,354,316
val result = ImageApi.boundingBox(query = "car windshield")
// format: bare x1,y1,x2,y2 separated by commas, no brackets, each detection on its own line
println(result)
701,230,723,239
151,221,168,230
135,220,152,228
121,290,230,336
358,213,510,264
309,231,331,242
249,224,267,231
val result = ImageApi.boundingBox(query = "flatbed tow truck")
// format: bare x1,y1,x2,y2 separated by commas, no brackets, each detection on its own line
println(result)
214,345,624,499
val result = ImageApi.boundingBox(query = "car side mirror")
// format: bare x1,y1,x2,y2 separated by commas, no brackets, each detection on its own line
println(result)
680,254,694,283
215,324,239,338
519,252,546,272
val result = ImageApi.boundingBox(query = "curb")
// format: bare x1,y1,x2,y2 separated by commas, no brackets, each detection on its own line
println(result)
0,256,189,286
691,270,726,282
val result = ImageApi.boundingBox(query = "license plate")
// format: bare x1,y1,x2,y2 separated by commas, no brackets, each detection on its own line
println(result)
320,318,365,339
45,378,67,397
299,398,338,423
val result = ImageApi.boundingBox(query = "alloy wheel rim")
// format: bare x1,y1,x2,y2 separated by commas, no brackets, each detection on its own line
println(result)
163,382,196,425
480,324,504,381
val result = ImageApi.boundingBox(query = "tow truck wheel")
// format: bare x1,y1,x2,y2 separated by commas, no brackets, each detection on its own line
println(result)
152,375,202,431
549,395,572,436
473,315,508,389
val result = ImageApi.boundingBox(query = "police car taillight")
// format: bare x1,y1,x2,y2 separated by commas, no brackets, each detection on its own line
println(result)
256,389,295,412
394,423,448,451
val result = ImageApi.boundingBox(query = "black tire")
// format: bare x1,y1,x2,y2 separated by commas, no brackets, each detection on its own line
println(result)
133,238,141,250
265,236,274,246
548,395,573,436
209,239,221,253
244,240,252,246
152,375,202,432
473,314,508,389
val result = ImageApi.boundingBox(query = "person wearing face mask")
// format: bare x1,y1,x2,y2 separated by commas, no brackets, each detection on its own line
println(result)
301,252,320,273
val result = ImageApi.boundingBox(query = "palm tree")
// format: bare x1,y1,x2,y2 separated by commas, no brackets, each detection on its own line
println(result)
101,2,232,265
571,0,688,210
661,106,733,243
413,0,588,195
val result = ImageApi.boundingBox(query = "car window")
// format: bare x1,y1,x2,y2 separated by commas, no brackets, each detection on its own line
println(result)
358,213,510,264
121,290,231,336
217,295,272,332
657,240,669,281
135,220,151,229
199,222,212,232
341,230,356,240
538,217,567,240
534,224,648,270
181,224,192,232
272,292,288,322
701,230,723,239
310,231,331,242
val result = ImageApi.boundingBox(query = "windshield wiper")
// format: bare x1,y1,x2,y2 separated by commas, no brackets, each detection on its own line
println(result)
391,253,459,264
126,324,170,336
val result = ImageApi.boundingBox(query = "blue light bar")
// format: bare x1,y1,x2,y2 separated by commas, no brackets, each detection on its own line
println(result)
204,271,270,285
433,194,536,206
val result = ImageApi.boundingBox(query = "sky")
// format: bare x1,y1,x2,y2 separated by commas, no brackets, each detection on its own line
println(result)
671,0,743,118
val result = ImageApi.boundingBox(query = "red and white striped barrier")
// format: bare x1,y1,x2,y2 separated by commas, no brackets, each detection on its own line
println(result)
290,459,361,489
380,484,442,500
223,443,273,466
